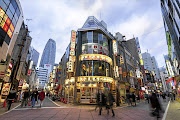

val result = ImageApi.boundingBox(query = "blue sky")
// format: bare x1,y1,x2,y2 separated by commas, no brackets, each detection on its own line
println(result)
20,0,168,68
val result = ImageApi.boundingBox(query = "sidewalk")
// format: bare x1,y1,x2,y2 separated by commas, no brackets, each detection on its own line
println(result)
54,98,141,109
0,101,20,115
166,100,180,120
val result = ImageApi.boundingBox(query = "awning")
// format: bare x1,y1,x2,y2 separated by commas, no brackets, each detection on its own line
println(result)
166,77,174,84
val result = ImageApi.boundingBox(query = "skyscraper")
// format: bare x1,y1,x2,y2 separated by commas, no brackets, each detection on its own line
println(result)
160,0,180,64
142,52,160,81
40,39,56,67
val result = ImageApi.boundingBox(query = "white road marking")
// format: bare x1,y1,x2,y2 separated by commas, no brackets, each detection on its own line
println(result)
0,103,21,116
47,97,61,107
162,100,170,120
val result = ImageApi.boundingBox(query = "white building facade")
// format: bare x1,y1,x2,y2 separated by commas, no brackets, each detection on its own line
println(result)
142,52,160,81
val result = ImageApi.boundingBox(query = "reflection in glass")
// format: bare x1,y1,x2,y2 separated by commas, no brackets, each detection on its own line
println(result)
80,60,111,77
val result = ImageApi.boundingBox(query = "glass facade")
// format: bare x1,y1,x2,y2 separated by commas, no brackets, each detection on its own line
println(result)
0,0,20,46
82,31,109,55
80,60,111,77
40,39,56,67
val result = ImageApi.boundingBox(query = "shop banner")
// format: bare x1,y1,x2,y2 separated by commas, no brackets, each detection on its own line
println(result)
112,40,118,55
70,30,76,56
1,83,11,96
120,55,124,64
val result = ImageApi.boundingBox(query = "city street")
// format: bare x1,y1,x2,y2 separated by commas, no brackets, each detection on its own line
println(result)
0,97,170,120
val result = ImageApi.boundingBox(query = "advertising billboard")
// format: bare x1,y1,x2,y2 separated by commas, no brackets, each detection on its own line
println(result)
70,30,76,56
112,40,118,55
0,7,14,39
166,60,174,77
1,83,11,96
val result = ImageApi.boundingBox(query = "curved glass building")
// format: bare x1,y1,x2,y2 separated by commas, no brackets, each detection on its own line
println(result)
39,38,56,67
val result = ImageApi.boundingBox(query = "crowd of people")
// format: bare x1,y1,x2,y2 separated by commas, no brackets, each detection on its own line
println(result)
95,90,115,117
6,88,45,110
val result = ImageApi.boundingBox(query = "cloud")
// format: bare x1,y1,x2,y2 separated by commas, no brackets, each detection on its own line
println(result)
19,0,168,68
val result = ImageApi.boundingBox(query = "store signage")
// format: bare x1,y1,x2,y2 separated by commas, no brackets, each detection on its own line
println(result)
80,54,113,65
1,83,11,96
9,63,13,69
112,40,118,55
19,79,24,86
173,59,178,74
68,61,74,72
119,67,122,74
0,7,14,38
120,55,124,64
136,69,140,78
114,66,119,78
166,60,174,77
70,30,76,56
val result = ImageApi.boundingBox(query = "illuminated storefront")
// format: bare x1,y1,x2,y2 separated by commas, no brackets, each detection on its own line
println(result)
64,16,115,104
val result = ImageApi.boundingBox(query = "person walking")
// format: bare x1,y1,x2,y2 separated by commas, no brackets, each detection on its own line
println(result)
95,90,100,111
7,88,17,110
131,92,136,107
106,91,115,117
34,88,39,103
149,92,163,119
31,90,36,107
98,91,106,115
21,88,29,107
39,89,45,107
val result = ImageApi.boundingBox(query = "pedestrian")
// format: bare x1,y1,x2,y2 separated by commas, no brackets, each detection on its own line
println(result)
131,92,136,107
136,94,140,103
126,93,130,105
7,88,17,110
39,89,45,107
98,90,106,115
149,92,163,119
173,92,176,100
21,88,29,107
95,90,100,111
34,88,39,103
106,91,115,117
31,89,36,107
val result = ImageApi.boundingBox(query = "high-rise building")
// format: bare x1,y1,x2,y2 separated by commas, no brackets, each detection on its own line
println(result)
160,0,180,71
39,39,56,67
36,67,48,89
142,52,160,81
28,46,39,67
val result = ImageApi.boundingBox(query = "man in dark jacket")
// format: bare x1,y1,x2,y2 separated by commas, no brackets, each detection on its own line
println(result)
106,91,115,117
98,91,106,115
150,92,163,118
7,88,17,110
131,92,136,106
21,88,29,107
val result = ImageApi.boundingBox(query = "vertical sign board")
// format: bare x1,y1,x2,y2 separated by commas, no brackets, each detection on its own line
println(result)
166,60,174,77
69,30,76,56
120,55,124,64
68,30,76,72
112,40,118,55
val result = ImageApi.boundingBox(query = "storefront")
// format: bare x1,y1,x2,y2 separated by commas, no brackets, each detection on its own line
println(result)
65,76,114,104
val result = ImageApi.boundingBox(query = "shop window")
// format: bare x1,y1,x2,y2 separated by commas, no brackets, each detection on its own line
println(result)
98,33,103,45
87,31,93,43
93,31,98,43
